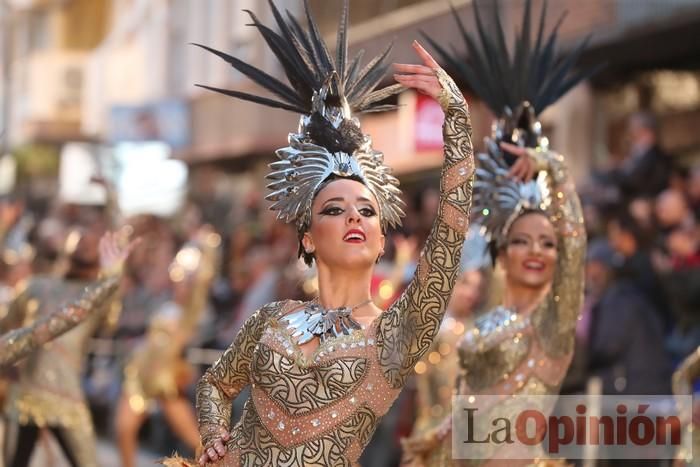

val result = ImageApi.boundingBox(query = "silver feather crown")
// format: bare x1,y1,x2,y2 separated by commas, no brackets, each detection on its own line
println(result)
473,139,552,245
194,1,406,232
266,77,404,230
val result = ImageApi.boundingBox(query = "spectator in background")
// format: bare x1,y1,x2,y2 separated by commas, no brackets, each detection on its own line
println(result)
669,165,690,194
607,210,671,329
628,196,657,240
585,238,673,395
560,239,612,395
608,112,673,201
655,188,694,234
655,220,700,361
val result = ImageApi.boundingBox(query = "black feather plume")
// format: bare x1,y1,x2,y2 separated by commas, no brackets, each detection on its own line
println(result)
194,0,401,118
433,0,602,117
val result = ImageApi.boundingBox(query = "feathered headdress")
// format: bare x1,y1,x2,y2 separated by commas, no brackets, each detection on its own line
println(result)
425,0,598,244
424,0,600,147
195,0,405,231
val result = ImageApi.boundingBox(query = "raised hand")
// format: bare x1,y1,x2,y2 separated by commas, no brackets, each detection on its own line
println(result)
393,41,444,101
98,229,140,275
500,142,540,183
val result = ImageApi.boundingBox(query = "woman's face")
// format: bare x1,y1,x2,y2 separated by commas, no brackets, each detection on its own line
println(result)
499,212,557,289
303,179,384,270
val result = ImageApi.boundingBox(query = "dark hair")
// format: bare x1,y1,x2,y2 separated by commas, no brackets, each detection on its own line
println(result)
299,232,314,267
607,208,650,249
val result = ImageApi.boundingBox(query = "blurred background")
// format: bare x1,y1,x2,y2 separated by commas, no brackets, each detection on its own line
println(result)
1,0,700,465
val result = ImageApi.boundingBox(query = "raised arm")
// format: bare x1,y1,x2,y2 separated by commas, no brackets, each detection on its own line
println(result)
673,346,700,396
0,276,119,368
504,144,586,357
196,302,280,448
378,43,474,388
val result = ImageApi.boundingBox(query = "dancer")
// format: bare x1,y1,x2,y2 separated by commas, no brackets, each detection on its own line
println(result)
116,225,220,467
163,1,475,465
401,0,595,465
0,228,133,467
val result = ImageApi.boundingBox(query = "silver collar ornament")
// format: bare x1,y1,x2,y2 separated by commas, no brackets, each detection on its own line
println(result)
281,299,372,345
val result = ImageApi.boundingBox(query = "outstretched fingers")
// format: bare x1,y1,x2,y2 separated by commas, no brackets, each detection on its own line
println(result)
411,40,440,69
392,63,433,75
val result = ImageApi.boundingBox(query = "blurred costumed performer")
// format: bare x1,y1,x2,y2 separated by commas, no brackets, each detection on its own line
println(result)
163,0,476,465
672,347,700,466
0,287,112,369
0,230,136,467
401,0,601,465
116,225,220,467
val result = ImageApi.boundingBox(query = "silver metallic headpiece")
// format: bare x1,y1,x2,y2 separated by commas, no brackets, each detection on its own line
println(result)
265,77,404,231
194,1,406,233
472,139,552,246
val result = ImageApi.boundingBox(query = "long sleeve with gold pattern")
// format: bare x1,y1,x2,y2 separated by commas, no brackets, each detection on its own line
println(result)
0,275,120,368
196,302,282,446
673,346,700,396
377,68,474,388
399,151,585,467
529,149,586,358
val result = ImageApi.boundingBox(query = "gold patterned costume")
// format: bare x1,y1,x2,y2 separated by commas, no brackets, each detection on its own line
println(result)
172,73,472,467
160,2,476,464
404,148,584,466
0,275,120,467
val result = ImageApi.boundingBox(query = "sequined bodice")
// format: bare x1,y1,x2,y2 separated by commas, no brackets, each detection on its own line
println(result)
222,308,401,465
458,305,574,401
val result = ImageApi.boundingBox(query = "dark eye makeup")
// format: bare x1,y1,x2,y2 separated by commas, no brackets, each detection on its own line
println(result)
318,206,377,217
319,206,343,216
359,207,376,217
